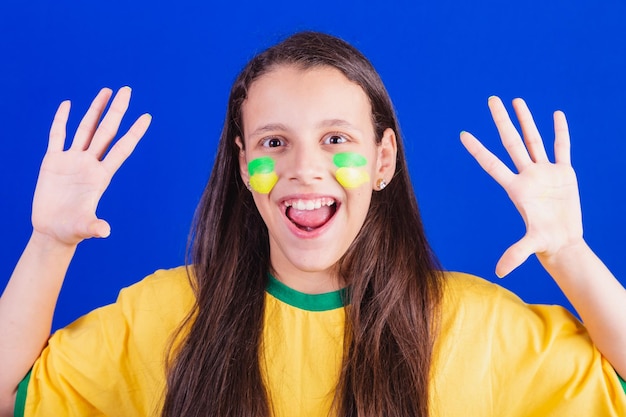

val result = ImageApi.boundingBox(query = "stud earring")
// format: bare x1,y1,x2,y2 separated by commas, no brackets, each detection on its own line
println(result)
376,178,387,190
246,181,252,191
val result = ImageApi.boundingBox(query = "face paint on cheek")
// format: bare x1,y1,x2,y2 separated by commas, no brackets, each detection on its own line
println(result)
248,156,278,194
333,152,370,189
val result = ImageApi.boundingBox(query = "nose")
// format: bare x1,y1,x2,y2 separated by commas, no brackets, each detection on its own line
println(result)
287,143,326,185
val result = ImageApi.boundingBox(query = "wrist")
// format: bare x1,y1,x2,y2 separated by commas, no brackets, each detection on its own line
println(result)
537,238,593,284
28,230,78,256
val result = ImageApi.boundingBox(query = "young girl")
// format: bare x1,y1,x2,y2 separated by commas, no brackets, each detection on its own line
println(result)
1,31,625,417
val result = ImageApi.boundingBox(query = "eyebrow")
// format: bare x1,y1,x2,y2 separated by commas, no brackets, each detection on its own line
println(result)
316,119,361,132
248,119,361,139
248,123,289,139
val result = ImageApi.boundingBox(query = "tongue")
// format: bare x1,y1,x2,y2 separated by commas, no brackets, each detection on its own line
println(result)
287,206,334,229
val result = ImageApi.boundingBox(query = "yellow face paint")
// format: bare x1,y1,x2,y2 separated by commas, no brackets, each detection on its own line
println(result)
248,157,278,194
334,152,370,189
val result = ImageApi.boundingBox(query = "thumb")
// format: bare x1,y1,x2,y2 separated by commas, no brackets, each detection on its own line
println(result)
86,218,111,239
495,235,537,278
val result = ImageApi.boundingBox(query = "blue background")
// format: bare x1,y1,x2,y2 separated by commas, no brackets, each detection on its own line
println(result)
1,1,625,331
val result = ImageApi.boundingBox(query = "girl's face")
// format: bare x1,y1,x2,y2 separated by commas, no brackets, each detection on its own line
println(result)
237,65,396,293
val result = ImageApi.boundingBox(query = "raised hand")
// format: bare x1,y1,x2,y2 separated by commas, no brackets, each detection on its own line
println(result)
31,87,152,246
0,88,151,411
460,96,582,277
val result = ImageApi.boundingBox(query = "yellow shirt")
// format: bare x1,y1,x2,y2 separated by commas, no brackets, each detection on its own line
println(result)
16,267,626,416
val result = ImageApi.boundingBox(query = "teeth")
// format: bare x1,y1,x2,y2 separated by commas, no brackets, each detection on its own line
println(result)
284,198,336,211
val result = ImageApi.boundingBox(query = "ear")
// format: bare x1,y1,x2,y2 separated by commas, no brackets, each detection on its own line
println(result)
235,136,249,185
374,128,397,188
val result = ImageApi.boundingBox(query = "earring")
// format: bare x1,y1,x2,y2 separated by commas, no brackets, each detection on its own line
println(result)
376,178,387,190
246,181,252,191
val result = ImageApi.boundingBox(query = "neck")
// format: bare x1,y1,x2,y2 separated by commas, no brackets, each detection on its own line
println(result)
269,263,343,295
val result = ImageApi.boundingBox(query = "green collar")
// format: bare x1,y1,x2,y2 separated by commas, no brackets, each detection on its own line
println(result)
266,274,347,312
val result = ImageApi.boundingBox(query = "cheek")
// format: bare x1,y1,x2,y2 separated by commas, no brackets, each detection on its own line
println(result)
333,152,371,189
248,156,278,194
335,168,370,189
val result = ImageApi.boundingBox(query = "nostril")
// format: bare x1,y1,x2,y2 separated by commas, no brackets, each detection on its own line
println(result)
288,154,327,183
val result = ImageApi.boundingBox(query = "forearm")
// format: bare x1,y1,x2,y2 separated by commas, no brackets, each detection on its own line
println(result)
0,231,76,415
539,240,626,378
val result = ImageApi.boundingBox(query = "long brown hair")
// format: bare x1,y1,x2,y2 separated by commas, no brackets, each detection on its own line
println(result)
161,31,443,417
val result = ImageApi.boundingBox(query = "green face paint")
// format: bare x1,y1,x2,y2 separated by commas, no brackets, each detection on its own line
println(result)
248,156,278,194
333,152,370,189
334,152,367,168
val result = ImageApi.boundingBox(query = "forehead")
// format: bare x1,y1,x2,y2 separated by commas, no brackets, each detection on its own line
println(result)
241,65,374,138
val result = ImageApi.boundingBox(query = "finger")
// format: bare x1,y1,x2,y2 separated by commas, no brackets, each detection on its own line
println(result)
494,235,538,278
88,87,133,159
460,130,515,188
102,113,152,174
512,98,549,163
70,88,113,151
553,110,571,165
48,100,71,152
487,96,533,171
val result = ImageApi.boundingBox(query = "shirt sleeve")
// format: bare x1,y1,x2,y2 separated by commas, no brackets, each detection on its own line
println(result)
433,272,626,417
15,267,193,417
490,298,626,415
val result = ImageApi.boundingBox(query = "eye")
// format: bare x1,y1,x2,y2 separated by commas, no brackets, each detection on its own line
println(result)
324,134,347,145
261,137,285,148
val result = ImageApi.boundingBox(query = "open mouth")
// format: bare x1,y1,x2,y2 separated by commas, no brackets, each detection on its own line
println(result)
284,197,337,232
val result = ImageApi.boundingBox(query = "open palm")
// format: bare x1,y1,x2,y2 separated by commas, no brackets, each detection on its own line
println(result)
461,97,582,277
31,87,151,245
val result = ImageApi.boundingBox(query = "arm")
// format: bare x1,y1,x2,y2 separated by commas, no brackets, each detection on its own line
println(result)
460,96,626,378
0,87,151,416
